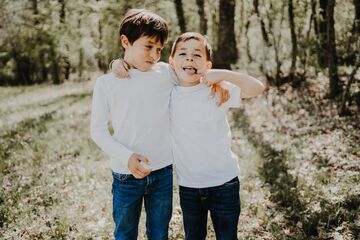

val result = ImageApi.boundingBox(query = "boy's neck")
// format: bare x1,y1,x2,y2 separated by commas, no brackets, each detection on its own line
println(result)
179,80,200,87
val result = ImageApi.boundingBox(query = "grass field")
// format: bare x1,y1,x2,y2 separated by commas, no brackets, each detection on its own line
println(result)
0,77,359,239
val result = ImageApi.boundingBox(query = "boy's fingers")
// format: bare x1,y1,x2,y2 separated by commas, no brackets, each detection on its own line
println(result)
210,85,216,98
137,164,151,175
133,171,144,179
217,89,229,107
123,60,130,70
196,67,207,76
121,63,130,78
122,61,129,71
216,89,223,107
137,155,149,164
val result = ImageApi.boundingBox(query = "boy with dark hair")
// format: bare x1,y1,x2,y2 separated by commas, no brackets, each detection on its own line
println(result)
90,9,173,240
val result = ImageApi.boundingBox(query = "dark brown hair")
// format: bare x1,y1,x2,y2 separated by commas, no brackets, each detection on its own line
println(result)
119,9,168,46
170,32,212,61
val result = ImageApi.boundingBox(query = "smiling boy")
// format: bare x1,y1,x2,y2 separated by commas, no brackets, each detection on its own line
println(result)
90,9,173,240
168,32,265,239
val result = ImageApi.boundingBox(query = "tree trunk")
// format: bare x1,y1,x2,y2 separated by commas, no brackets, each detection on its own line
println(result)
353,0,360,33
303,0,316,73
214,0,237,69
31,0,38,15
288,0,297,79
50,44,61,85
97,20,107,73
312,0,318,36
40,50,48,82
254,0,270,47
174,0,186,33
78,48,84,78
245,20,253,62
339,61,360,115
343,0,360,65
317,0,327,68
327,0,341,98
59,0,65,24
196,0,207,34
267,2,286,85
31,0,39,25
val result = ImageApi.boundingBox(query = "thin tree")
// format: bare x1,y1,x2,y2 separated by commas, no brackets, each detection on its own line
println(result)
344,0,360,65
303,0,317,71
339,61,360,115
327,0,341,97
288,0,297,80
59,0,65,24
317,0,327,68
196,0,207,34
354,0,360,33
214,0,237,69
174,0,186,33
311,0,318,36
31,0,38,15
254,0,270,47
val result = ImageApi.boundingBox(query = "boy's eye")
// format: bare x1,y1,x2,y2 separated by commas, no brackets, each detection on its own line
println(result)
178,53,186,56
194,54,202,58
146,45,152,49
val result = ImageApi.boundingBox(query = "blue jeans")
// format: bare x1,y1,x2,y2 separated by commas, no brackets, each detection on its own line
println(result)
112,165,173,240
179,177,240,240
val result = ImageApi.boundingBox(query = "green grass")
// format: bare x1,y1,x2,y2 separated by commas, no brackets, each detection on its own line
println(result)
1,83,358,239
232,107,360,239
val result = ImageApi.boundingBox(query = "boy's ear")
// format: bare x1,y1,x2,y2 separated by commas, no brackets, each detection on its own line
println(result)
206,61,212,69
120,35,130,49
169,56,175,69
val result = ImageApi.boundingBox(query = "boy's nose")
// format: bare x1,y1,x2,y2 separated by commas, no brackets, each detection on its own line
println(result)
150,51,159,61
186,58,194,62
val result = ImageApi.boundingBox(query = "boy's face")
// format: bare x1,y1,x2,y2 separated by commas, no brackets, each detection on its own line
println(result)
169,39,212,86
121,35,163,71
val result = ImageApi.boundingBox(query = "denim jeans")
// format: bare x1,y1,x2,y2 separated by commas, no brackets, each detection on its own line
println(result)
112,165,173,240
179,177,240,240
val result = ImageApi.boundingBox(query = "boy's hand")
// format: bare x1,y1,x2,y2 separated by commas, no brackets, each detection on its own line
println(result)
211,84,230,107
111,59,130,78
197,69,230,107
128,153,152,179
200,69,222,86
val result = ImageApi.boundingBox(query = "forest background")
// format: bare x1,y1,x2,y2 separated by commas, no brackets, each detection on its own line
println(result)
0,0,359,239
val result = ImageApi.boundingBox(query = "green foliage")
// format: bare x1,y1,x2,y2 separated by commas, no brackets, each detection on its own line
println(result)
0,0,358,87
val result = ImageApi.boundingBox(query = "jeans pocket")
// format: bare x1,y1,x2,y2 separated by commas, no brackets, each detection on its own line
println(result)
223,177,239,188
112,171,131,182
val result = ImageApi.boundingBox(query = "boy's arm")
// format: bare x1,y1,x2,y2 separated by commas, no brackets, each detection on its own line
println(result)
90,79,151,178
202,69,265,98
111,59,230,105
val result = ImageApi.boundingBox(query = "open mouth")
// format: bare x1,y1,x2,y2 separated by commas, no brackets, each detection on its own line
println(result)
182,66,198,75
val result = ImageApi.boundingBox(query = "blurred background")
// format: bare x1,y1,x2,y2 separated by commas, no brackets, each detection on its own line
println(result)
0,0,359,239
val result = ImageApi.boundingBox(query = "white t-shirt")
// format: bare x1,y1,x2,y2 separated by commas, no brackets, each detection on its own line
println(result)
90,62,175,174
170,82,241,188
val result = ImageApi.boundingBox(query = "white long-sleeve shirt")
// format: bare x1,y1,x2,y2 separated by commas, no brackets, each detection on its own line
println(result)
90,62,174,174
